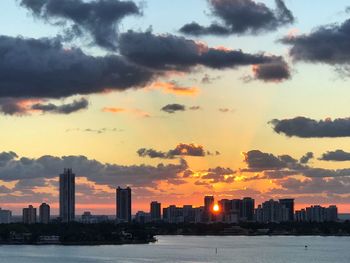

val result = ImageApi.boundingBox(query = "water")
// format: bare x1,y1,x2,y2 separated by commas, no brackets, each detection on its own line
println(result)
1,235,350,263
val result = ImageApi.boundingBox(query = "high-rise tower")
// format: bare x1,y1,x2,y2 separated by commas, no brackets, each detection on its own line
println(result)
59,168,75,222
116,187,132,223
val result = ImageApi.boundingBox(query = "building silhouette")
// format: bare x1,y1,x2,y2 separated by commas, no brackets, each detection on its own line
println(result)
59,168,75,222
23,205,36,224
0,208,12,224
242,197,255,221
116,187,131,223
39,203,50,224
150,201,161,221
279,199,295,221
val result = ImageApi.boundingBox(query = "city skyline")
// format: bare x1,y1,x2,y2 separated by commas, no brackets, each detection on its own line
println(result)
2,0,350,215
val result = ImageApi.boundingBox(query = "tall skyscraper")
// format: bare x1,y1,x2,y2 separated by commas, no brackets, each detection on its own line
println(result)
23,205,36,224
150,201,161,221
39,203,50,224
116,187,132,223
279,199,294,221
59,168,75,222
242,197,255,221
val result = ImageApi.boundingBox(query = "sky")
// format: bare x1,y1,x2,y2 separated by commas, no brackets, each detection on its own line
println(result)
2,0,350,215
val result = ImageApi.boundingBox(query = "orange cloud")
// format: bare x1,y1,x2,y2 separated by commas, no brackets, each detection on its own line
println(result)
148,82,200,96
102,107,126,113
102,107,150,118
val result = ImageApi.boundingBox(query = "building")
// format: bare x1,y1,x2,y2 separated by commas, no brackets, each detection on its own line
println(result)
183,205,196,223
295,205,338,222
23,205,36,224
203,196,214,222
279,199,294,221
255,199,292,223
163,205,184,223
116,187,132,223
242,197,255,221
231,199,243,219
81,211,109,224
135,211,151,224
39,203,50,224
59,168,75,222
150,201,161,221
0,208,12,224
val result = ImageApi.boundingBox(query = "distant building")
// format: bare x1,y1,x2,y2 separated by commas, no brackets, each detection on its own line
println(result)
135,211,151,224
183,205,196,223
255,199,293,223
163,205,184,223
242,197,255,221
23,205,36,224
231,199,243,219
116,187,132,223
81,211,109,224
59,168,75,222
0,208,12,224
203,196,214,222
279,199,294,221
295,205,338,222
150,201,161,221
39,203,50,224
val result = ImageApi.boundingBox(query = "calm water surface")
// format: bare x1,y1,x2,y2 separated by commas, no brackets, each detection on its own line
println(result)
0,236,349,263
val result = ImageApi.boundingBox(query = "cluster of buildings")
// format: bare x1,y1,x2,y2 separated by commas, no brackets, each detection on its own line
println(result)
295,205,338,223
0,168,340,224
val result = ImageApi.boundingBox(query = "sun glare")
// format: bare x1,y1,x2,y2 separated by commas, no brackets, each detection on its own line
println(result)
213,204,220,212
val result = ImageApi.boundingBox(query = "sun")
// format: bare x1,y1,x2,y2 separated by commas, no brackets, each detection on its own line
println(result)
213,204,220,213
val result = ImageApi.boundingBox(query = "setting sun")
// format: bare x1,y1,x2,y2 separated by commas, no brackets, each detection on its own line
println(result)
213,204,220,213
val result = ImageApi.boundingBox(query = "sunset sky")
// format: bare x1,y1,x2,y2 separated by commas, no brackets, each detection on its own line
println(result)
2,0,350,215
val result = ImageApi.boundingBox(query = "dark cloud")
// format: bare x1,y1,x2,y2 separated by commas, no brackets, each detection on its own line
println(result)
0,151,188,188
180,0,294,36
169,143,206,157
271,177,350,195
189,106,202,111
161,104,186,114
19,0,140,50
201,167,236,183
320,150,350,162
137,148,171,159
0,35,154,99
31,98,88,114
270,117,350,138
138,143,208,159
281,18,350,65
242,150,350,179
0,152,18,167
300,152,314,164
179,22,231,36
242,150,298,172
252,60,291,82
119,30,282,71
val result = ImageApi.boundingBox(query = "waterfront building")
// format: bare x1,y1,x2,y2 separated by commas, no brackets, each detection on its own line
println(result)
242,197,255,221
279,199,295,221
39,203,50,224
150,201,161,221
295,205,338,222
116,187,132,223
135,211,152,224
81,211,109,224
59,168,75,222
0,208,12,224
23,205,36,224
